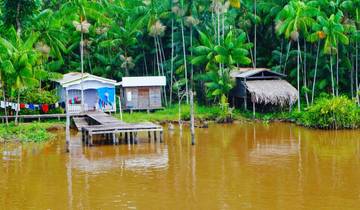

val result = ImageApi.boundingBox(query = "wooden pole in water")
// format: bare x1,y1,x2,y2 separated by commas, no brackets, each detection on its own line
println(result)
65,88,70,152
117,96,123,121
190,90,195,145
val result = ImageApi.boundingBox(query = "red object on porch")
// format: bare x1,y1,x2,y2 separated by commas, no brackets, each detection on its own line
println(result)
20,103,25,109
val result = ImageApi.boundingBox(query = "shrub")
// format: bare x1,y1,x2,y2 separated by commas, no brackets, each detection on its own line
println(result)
299,96,360,129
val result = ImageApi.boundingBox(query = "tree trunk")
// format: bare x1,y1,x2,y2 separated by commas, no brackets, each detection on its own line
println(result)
80,31,84,112
190,25,194,90
2,85,9,126
16,2,21,36
356,40,359,105
170,19,174,105
330,52,335,96
180,19,189,104
311,40,321,104
336,48,339,96
254,0,257,68
246,33,255,69
283,40,292,74
303,39,309,107
15,91,20,126
297,41,301,111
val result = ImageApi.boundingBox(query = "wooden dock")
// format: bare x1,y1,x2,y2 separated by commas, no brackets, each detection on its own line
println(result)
78,112,163,146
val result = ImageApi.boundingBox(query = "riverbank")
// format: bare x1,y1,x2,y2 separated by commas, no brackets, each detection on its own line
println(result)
115,105,246,123
0,121,64,143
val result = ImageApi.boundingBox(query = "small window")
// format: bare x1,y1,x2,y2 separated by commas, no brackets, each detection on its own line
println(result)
127,91,132,102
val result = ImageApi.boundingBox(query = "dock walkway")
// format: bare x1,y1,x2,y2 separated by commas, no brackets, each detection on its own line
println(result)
78,112,163,146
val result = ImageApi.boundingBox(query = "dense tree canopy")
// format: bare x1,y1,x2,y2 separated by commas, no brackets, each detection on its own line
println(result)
0,0,360,114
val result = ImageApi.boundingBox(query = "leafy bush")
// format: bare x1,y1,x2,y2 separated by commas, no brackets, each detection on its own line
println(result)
298,96,360,129
0,122,58,142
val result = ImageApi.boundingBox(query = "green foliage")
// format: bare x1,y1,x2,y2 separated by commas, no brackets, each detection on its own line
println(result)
21,88,59,104
299,96,360,129
0,122,60,142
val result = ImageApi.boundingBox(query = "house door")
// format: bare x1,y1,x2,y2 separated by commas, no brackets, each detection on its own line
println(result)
138,88,150,109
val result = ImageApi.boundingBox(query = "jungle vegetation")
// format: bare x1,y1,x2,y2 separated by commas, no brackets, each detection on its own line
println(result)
0,0,360,126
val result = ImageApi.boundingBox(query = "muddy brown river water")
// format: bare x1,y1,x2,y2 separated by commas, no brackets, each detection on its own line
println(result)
1,122,360,209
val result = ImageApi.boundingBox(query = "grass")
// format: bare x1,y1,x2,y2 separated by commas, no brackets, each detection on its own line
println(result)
0,121,64,143
115,104,245,123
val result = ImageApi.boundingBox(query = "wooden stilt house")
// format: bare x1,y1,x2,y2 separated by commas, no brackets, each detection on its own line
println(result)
119,76,166,110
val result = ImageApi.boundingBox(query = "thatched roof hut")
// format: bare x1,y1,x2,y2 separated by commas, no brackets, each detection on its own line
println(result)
245,80,298,106
230,68,298,114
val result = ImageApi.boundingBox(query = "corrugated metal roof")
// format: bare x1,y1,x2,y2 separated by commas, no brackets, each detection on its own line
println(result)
230,68,286,78
55,72,118,87
121,76,166,87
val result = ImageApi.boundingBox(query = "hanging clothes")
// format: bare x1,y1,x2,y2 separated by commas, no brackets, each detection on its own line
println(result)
41,104,49,113
0,101,5,108
20,103,25,109
29,104,35,110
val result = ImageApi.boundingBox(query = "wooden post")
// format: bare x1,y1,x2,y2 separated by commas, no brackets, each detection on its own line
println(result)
159,131,163,143
125,132,128,144
244,79,247,110
148,131,151,142
112,133,116,145
153,131,157,142
117,96,123,121
190,91,195,145
130,132,133,144
134,132,138,144
252,101,256,119
89,132,93,146
65,88,70,151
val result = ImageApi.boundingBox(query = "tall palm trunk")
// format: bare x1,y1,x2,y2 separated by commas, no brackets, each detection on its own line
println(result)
303,40,309,107
80,31,84,112
2,84,8,125
356,40,359,105
15,91,20,125
246,33,255,69
311,40,321,104
336,48,339,96
254,0,257,68
283,40,292,74
190,25,194,89
297,40,301,111
330,51,335,96
170,19,175,105
180,19,189,104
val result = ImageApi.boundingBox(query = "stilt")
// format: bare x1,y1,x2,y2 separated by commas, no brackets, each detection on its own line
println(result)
154,131,157,142
89,133,93,146
125,132,129,144
148,131,151,142
159,131,163,143
252,101,256,119
134,132,138,144
130,132,134,144
112,133,116,145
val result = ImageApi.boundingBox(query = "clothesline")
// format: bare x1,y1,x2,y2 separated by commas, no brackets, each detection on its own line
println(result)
0,100,59,113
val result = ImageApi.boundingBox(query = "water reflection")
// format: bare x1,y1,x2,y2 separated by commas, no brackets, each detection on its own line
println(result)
1,122,360,209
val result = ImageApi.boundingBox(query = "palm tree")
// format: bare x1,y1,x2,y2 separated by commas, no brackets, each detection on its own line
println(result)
276,0,317,111
314,12,349,96
0,28,40,125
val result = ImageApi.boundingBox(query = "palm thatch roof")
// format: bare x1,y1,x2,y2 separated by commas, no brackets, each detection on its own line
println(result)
245,80,298,106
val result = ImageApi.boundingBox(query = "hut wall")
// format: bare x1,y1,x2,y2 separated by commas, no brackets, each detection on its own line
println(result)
124,87,139,109
232,79,247,98
122,86,163,110
149,87,162,108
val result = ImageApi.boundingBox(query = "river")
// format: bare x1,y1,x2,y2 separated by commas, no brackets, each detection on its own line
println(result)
1,122,360,209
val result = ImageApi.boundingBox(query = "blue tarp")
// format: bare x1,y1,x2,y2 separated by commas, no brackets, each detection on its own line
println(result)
97,87,115,110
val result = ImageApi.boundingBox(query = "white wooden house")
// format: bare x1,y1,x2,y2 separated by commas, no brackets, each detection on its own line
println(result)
55,72,118,113
118,76,166,110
